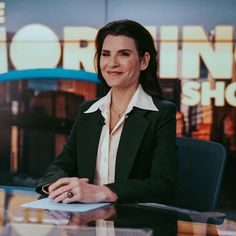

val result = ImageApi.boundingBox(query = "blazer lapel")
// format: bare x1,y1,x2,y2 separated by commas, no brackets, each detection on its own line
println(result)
77,110,104,182
115,109,150,182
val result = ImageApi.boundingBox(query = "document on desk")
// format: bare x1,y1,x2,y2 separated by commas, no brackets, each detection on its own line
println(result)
21,198,110,212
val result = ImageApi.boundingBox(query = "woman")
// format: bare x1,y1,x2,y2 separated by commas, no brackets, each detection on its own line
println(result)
36,19,178,204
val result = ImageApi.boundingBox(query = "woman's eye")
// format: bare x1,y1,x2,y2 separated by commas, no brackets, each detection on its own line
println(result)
101,52,109,57
120,52,130,57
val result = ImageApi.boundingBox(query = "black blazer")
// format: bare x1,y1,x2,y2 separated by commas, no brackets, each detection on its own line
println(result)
36,97,178,204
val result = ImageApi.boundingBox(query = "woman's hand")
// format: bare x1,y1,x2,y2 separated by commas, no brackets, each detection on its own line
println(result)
68,205,116,226
48,177,117,203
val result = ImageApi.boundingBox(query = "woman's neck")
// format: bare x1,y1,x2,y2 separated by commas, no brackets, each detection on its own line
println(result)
111,84,139,112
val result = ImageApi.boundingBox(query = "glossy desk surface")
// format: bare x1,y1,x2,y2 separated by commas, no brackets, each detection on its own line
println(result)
0,186,236,236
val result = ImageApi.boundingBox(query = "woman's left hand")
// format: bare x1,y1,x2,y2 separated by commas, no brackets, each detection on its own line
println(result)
48,177,117,203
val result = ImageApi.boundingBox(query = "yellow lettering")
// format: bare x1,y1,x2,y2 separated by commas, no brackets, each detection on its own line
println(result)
182,81,200,106
63,27,97,72
159,26,178,78
201,81,225,106
0,27,7,73
182,26,233,79
10,24,61,69
225,82,236,106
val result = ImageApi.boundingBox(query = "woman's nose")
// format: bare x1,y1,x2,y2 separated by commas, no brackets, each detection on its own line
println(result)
108,55,119,67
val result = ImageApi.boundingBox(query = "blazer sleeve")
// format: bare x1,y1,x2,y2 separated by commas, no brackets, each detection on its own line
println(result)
35,102,85,194
106,101,178,204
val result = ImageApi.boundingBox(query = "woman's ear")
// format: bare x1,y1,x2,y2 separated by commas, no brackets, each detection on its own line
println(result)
140,52,150,71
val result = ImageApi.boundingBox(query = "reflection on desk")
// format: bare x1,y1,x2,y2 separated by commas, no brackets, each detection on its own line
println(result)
1,186,236,236
2,223,153,236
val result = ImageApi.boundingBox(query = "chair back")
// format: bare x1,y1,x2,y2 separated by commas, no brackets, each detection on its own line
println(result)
175,137,226,211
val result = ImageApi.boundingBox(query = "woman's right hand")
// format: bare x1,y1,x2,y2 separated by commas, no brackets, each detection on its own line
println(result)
48,177,88,202
48,177,117,203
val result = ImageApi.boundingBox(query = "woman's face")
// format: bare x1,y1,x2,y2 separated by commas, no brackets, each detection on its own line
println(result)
100,35,149,90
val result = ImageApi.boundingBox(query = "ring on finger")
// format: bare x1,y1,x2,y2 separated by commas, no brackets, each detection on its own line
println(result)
67,191,73,199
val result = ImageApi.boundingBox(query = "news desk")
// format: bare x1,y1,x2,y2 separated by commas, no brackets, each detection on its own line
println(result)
0,185,235,236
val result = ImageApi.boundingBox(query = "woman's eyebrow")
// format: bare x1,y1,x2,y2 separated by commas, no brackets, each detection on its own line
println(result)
101,49,133,53
118,49,132,53
101,49,110,53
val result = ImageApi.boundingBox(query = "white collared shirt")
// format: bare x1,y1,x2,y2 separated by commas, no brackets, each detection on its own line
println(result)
84,84,158,185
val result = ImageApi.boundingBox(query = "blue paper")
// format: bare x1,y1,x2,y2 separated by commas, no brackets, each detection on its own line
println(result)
21,198,110,212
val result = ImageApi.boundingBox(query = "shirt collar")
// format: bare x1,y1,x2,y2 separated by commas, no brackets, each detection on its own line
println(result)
126,84,159,113
84,84,159,114
84,90,112,114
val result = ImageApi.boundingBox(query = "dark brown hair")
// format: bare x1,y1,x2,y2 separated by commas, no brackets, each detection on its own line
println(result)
94,19,163,98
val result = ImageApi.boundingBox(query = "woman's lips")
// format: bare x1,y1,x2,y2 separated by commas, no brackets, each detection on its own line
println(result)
107,71,123,76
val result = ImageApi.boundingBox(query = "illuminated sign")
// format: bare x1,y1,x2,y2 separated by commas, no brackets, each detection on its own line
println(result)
0,2,235,107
